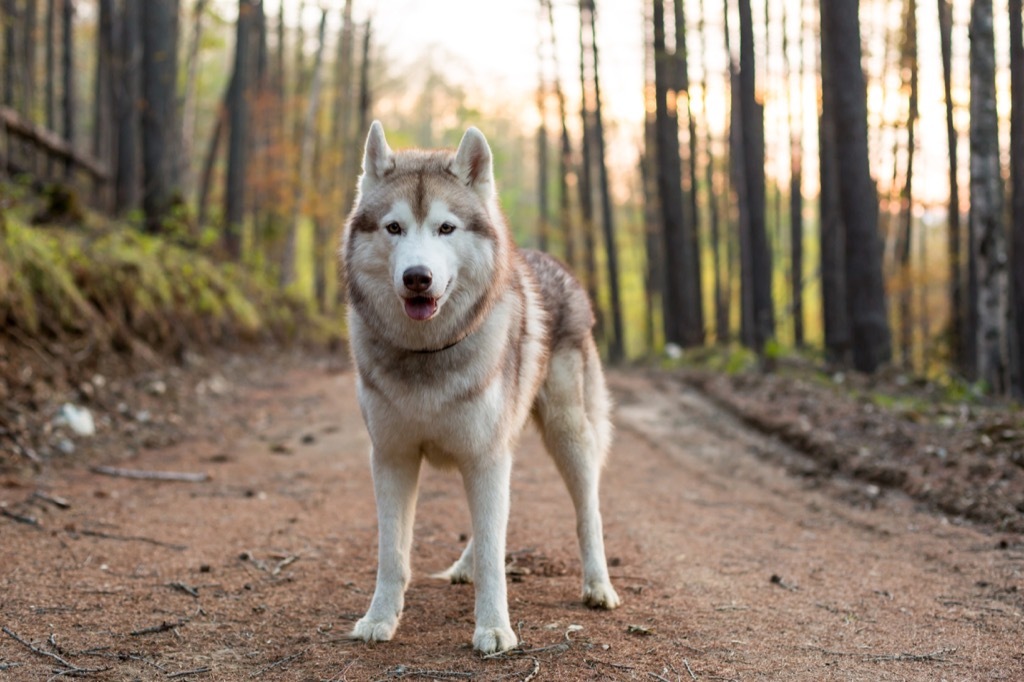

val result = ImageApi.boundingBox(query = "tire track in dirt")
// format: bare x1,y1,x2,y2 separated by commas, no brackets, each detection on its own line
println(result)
1,362,1021,680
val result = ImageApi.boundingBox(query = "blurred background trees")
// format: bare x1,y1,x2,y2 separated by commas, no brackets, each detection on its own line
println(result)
1,0,1023,396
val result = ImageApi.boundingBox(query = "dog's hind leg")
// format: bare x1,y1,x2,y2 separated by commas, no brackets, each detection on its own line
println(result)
351,450,422,642
433,537,474,584
535,345,621,610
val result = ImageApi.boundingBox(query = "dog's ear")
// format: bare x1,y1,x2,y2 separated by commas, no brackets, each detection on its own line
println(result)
361,121,394,186
452,127,494,198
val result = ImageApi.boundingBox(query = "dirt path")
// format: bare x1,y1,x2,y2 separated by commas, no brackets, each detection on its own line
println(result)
2,360,1022,681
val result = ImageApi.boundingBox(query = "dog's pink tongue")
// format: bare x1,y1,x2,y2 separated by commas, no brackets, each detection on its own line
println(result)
404,297,437,321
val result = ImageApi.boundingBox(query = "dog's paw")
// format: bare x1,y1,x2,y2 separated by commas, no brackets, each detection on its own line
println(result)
583,580,621,610
350,615,398,642
432,562,474,584
473,625,518,654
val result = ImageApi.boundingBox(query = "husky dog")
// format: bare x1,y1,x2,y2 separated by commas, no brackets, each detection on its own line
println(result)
341,121,620,654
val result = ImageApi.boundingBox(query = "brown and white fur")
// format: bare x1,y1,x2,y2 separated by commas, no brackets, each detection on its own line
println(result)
341,122,620,654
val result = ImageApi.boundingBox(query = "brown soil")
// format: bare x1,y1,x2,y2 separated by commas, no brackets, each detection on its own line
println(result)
2,355,1023,680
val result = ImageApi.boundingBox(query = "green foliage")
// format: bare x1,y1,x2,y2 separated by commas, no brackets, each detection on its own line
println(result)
0,207,339,356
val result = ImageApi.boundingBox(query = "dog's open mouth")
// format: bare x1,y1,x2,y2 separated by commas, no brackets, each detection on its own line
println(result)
403,296,438,321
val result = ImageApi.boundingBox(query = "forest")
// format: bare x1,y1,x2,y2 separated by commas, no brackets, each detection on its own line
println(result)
0,0,1022,397
3,2,1024,679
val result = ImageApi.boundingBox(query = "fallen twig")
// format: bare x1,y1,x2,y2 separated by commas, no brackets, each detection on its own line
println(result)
808,645,956,663
272,555,298,576
33,490,71,509
130,619,188,636
482,642,569,660
585,658,635,672
166,666,212,679
388,667,473,680
1,627,106,676
683,658,698,680
167,581,200,598
77,528,187,551
865,648,957,663
1,507,40,526
0,662,23,671
521,658,540,682
91,466,209,483
250,650,306,678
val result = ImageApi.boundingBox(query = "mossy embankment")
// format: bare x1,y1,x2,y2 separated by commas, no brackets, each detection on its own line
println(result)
0,184,345,467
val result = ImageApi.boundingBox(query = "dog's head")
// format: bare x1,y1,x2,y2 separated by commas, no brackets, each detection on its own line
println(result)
342,122,513,349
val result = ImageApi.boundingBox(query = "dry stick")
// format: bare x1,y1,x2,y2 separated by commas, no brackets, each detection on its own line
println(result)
809,645,956,662
130,619,188,637
1,507,40,526
77,529,187,551
683,659,698,680
585,658,635,672
167,667,212,679
1,627,106,676
866,648,957,663
482,642,570,660
249,650,306,678
521,658,540,682
390,670,472,680
33,490,71,509
167,581,200,598
91,466,209,482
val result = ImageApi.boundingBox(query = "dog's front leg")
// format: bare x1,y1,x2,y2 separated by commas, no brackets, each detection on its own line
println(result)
351,449,422,642
463,453,518,654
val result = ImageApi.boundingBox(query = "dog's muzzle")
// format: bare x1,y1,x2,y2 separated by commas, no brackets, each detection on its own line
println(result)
402,266,438,321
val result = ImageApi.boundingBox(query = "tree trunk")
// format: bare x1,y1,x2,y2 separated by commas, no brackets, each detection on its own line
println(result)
61,0,74,176
3,0,15,109
141,0,180,233
969,0,1010,392
542,0,576,274
224,0,255,259
577,4,600,331
820,0,891,373
93,0,115,208
44,0,55,176
699,0,726,344
281,9,327,288
896,0,918,369
1011,0,1024,396
536,72,549,252
180,0,207,195
936,0,964,374
586,2,624,361
785,0,804,348
114,0,141,214
738,0,774,354
676,0,704,345
23,0,36,119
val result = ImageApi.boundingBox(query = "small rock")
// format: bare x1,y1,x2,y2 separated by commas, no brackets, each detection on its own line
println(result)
56,438,75,455
56,403,95,436
146,380,167,396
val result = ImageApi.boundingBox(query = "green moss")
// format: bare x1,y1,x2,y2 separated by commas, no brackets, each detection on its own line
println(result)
1,199,341,355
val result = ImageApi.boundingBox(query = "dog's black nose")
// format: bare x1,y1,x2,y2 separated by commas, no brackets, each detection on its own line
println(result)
403,266,433,293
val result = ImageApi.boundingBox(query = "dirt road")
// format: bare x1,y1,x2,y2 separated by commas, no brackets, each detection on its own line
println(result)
2,359,1022,680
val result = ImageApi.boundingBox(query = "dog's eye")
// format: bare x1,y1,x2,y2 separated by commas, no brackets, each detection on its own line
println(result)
439,222,456,235
385,222,402,235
